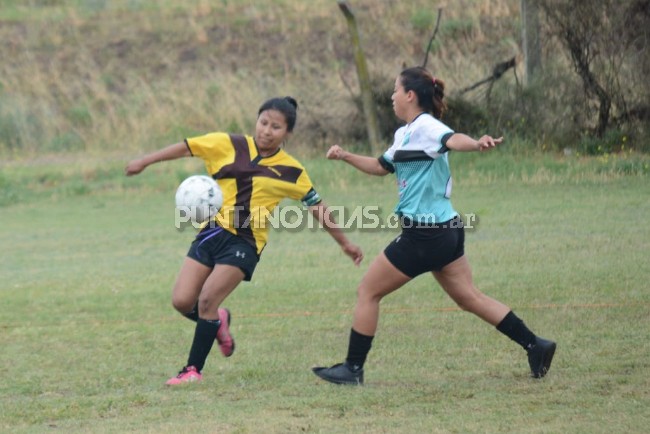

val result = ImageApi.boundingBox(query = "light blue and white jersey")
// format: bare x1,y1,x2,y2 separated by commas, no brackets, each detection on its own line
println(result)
380,113,458,224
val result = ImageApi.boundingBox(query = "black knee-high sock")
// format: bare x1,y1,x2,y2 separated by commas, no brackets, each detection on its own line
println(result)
182,302,199,322
186,318,221,372
345,328,374,371
496,311,537,351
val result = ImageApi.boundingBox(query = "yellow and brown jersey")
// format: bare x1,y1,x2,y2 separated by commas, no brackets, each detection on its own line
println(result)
185,132,320,255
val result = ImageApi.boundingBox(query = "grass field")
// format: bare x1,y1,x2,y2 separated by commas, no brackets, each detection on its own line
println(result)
1,152,649,433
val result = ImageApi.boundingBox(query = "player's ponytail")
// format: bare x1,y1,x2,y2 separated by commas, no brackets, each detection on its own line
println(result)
399,66,447,119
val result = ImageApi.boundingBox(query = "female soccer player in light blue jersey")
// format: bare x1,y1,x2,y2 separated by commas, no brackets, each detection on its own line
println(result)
313,67,556,385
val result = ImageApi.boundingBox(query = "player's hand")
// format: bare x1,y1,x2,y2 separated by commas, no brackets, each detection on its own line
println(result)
124,159,147,176
342,242,364,266
477,135,503,151
326,145,347,160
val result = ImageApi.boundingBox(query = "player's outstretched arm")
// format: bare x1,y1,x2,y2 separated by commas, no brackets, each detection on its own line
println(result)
326,145,389,176
125,142,192,176
446,134,503,152
308,201,364,266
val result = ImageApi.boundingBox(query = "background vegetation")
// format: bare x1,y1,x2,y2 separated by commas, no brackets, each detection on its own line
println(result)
0,0,648,159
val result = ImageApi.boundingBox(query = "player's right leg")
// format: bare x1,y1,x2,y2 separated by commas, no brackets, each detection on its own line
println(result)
312,253,411,385
171,257,211,315
166,263,244,385
351,253,412,336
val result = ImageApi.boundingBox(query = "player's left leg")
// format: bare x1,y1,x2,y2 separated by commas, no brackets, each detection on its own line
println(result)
433,256,556,378
432,255,509,325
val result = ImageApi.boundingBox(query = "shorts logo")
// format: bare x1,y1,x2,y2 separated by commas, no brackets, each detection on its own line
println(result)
235,251,246,258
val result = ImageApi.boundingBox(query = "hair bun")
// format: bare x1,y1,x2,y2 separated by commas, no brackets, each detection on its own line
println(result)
284,96,298,110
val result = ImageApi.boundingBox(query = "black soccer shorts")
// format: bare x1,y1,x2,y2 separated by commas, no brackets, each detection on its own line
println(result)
187,226,259,281
384,215,465,277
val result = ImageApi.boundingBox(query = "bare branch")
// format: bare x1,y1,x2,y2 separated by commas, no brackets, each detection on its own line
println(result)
422,8,443,68
459,57,517,94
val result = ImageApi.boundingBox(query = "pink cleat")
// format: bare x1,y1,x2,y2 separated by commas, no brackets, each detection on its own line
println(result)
216,308,235,357
165,366,202,386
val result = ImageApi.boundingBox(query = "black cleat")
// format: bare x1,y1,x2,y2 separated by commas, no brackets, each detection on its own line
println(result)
527,337,556,378
312,362,364,385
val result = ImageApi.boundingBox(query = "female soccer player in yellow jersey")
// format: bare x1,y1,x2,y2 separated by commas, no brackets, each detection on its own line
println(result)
125,96,363,385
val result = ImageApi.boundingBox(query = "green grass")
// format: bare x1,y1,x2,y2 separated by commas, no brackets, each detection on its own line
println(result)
1,154,649,433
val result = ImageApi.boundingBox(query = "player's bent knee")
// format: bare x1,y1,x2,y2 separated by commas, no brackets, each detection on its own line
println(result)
171,294,195,313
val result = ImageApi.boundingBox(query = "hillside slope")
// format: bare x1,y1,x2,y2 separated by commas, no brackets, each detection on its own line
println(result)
0,0,523,154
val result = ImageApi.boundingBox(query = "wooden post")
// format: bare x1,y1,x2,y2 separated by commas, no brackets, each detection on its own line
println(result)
337,0,381,154
521,0,541,83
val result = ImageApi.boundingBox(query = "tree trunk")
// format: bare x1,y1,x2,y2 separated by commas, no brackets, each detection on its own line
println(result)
338,1,382,154
564,27,611,137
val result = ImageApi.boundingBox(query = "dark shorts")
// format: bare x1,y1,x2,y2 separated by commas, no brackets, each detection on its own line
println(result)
384,215,465,278
187,226,259,281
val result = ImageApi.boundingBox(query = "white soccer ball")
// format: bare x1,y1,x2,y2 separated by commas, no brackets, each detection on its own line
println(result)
175,175,223,223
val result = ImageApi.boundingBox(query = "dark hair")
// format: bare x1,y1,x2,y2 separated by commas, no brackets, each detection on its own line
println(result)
399,66,446,119
257,96,299,132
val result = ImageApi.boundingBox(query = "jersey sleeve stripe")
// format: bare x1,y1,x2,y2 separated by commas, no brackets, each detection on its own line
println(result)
439,132,455,153
378,155,395,173
184,139,194,156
